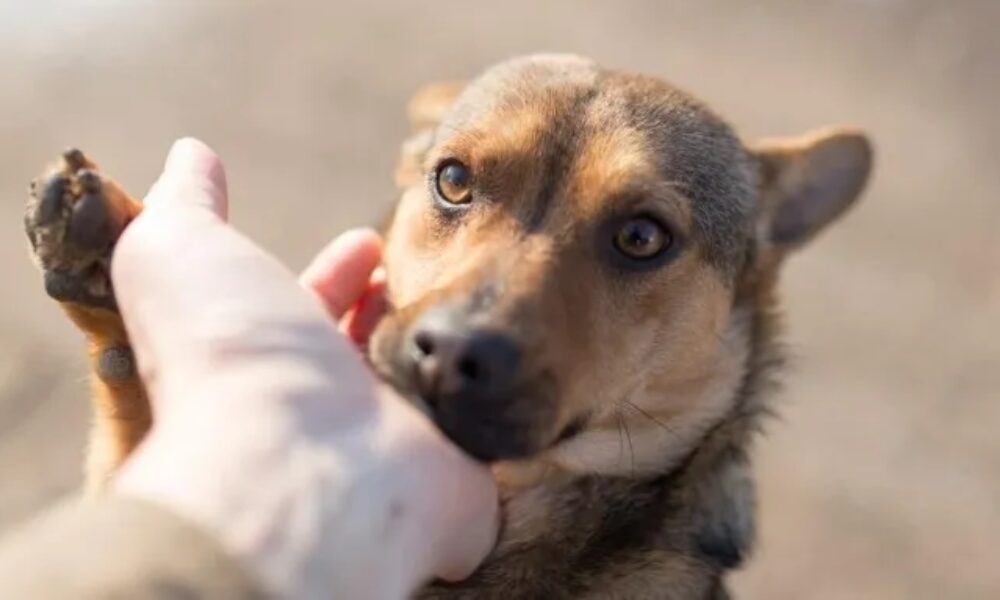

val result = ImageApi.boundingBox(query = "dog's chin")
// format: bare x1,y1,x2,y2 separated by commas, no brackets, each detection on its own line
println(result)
412,391,590,463
432,412,546,462
396,385,567,462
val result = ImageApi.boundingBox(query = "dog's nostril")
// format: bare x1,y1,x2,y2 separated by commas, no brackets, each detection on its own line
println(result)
409,308,521,399
414,331,435,357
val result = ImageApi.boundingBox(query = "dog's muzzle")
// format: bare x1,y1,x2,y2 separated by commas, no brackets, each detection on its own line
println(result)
405,305,556,461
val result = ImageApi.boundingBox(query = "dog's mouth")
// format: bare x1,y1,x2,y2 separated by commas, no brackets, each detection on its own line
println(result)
551,414,589,447
426,396,589,463
376,355,574,462
412,374,566,463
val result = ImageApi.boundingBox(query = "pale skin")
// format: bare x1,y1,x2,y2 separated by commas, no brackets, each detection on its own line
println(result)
111,139,499,600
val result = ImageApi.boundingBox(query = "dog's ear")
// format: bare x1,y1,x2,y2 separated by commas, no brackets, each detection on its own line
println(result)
395,81,465,187
406,81,465,131
751,127,872,255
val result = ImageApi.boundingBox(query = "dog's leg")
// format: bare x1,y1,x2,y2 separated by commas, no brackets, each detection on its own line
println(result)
24,149,147,494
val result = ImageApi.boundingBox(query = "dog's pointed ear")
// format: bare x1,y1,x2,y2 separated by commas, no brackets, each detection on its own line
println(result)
406,81,465,131
395,81,465,188
752,127,872,254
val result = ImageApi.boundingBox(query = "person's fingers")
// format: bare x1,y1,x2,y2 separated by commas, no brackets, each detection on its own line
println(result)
145,137,229,218
113,140,362,407
299,229,383,320
341,268,389,348
431,463,500,582
111,141,497,597
373,387,500,585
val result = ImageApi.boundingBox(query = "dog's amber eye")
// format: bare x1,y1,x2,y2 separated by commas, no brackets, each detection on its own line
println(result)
614,217,670,260
435,161,472,205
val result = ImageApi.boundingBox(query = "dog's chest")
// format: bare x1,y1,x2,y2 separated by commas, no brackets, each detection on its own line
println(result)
415,472,734,599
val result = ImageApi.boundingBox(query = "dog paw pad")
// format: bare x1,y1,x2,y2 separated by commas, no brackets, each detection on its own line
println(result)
25,149,128,310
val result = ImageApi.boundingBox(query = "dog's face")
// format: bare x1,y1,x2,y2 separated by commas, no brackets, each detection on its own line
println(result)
371,55,871,467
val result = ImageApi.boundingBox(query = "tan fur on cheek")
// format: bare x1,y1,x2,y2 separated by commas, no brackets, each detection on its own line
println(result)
383,188,446,308
546,310,749,475
544,270,747,476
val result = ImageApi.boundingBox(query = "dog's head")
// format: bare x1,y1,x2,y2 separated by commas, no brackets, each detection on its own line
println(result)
371,55,871,469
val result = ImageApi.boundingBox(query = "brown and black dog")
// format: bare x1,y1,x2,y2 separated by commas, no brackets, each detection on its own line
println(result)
24,55,872,598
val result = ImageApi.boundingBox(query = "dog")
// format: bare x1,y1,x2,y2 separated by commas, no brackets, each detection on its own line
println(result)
24,54,872,598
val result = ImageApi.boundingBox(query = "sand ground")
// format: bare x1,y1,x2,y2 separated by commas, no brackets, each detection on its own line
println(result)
0,1,997,597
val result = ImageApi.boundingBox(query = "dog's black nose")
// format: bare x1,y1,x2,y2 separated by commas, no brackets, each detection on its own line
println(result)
409,309,520,402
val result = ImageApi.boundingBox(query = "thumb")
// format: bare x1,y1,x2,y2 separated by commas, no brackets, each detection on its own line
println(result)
145,137,229,218
112,138,349,405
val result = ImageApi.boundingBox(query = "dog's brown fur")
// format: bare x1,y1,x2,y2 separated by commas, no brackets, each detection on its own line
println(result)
24,55,871,598
23,149,147,493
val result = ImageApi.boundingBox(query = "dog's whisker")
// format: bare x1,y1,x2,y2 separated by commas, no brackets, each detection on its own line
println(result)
627,423,635,475
615,410,625,464
710,325,744,360
622,399,681,436
615,408,635,477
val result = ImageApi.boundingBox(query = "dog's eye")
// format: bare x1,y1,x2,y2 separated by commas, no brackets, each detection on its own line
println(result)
613,217,671,260
435,160,472,205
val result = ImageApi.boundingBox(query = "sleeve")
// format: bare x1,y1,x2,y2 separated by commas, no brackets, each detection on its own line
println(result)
0,496,267,599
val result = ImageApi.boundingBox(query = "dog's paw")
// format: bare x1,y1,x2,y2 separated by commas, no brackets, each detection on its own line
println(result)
25,149,132,311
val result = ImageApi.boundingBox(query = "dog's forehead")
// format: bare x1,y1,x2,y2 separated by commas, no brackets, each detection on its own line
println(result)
440,55,756,277
441,54,599,127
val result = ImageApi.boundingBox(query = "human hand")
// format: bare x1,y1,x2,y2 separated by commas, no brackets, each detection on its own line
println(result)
113,139,498,600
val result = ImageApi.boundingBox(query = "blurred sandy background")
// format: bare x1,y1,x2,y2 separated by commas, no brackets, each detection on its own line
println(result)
1,1,997,598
